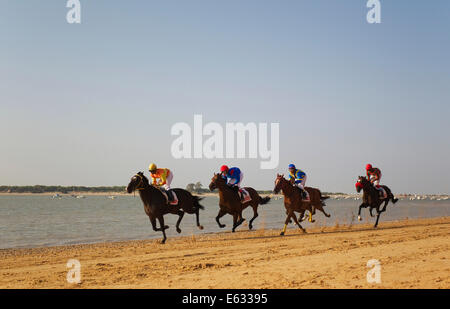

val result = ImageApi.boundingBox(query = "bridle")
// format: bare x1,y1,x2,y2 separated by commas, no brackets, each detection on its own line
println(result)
134,174,146,191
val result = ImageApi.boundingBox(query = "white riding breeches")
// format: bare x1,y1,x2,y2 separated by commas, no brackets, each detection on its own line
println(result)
295,176,307,190
228,172,244,187
163,172,173,190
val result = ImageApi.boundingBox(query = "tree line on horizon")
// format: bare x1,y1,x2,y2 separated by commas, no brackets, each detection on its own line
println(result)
0,185,125,194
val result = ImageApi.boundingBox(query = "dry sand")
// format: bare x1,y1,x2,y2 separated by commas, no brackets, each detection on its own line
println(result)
0,217,449,289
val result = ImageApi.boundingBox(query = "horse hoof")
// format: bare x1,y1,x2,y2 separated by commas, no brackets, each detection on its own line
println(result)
302,229,307,234
358,216,362,221
280,232,285,236
165,225,170,229
176,228,181,234
249,225,253,230
198,225,204,230
219,224,226,228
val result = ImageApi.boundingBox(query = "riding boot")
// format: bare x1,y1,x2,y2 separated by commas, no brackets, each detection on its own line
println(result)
166,190,174,203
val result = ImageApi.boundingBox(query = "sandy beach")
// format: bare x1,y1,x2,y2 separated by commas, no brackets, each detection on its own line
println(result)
0,217,448,289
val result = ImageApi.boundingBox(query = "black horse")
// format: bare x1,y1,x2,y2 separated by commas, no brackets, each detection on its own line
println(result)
355,176,398,228
126,172,205,243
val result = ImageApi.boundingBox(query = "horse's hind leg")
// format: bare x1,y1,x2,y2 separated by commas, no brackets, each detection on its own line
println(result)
157,215,168,244
374,212,381,228
315,203,331,218
248,205,258,230
380,200,389,213
195,208,204,230
175,210,184,234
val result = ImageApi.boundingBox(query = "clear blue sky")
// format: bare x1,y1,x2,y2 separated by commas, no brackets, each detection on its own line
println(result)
1,1,449,194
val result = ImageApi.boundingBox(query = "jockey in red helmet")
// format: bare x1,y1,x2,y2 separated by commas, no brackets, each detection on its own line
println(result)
219,165,249,202
365,164,384,196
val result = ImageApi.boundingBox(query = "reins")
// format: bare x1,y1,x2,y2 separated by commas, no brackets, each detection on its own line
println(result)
133,174,147,197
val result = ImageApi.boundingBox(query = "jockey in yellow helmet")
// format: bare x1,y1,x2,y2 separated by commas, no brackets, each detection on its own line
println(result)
148,163,177,204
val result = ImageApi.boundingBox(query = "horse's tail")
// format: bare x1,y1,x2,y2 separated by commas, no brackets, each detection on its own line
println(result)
259,195,271,205
320,191,330,206
193,196,205,210
383,186,398,204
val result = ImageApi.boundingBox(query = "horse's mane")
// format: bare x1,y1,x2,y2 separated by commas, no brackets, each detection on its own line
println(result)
137,172,151,188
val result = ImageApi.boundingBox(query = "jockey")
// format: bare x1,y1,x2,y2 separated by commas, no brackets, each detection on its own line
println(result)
220,165,248,201
366,164,384,197
220,165,243,188
288,164,308,199
366,164,382,186
149,163,177,205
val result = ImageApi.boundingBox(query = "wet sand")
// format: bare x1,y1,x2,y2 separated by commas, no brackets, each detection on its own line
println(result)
0,217,448,289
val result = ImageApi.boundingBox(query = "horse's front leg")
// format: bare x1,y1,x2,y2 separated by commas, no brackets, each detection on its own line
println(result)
216,208,227,228
292,211,306,233
157,215,168,244
358,203,367,221
231,213,238,233
280,211,293,236
149,216,161,231
232,212,245,232
297,209,306,222
175,210,184,234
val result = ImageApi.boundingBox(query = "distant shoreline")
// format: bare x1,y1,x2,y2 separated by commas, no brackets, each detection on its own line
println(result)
0,192,448,200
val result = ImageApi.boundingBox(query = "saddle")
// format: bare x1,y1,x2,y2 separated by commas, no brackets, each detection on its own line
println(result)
239,188,252,203
229,185,252,203
295,186,310,201
159,188,178,206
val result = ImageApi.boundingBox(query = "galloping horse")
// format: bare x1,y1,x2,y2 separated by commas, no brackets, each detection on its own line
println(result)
209,173,271,232
127,172,205,243
355,176,398,228
273,174,330,235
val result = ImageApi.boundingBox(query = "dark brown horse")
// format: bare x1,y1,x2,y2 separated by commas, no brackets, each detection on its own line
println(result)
209,173,271,232
126,172,205,243
273,174,330,235
355,176,398,228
